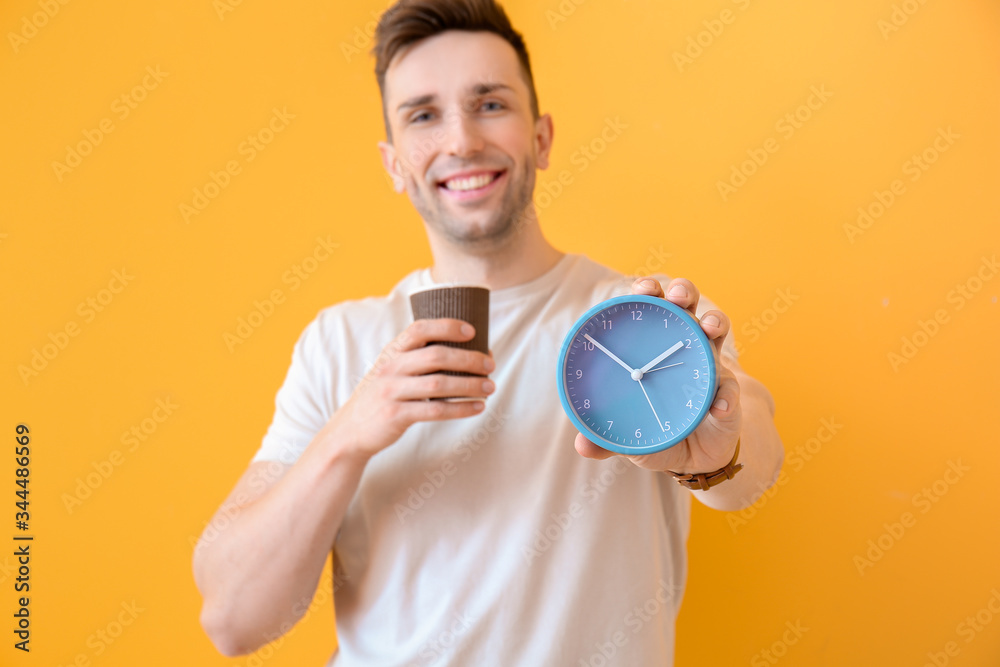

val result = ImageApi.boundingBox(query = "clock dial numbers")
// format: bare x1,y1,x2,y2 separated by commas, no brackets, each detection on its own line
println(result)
561,299,714,452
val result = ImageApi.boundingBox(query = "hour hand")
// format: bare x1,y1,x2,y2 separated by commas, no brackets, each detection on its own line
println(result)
583,334,635,374
638,340,685,375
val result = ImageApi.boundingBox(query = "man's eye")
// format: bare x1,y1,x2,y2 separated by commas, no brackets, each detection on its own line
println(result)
411,111,433,123
482,101,503,111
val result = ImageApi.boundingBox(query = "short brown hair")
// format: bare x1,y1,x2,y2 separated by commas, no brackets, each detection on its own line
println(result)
372,0,540,140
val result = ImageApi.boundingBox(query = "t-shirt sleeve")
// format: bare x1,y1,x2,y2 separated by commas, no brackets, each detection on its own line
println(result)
250,315,333,465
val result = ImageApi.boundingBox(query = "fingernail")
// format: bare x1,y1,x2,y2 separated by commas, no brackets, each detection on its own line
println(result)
473,401,485,411
482,379,495,393
668,284,687,299
713,397,728,412
702,314,720,328
638,278,656,289
461,323,474,336
483,357,495,372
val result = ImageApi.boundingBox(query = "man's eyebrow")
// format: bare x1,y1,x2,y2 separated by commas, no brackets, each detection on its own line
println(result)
397,94,435,114
470,82,514,96
395,83,515,114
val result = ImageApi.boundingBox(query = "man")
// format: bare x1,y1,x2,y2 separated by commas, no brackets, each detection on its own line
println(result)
193,1,784,664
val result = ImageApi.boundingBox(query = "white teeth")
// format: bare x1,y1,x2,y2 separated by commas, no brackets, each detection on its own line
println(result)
443,172,497,192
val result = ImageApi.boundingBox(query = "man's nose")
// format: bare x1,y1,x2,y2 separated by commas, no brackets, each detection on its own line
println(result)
442,107,484,157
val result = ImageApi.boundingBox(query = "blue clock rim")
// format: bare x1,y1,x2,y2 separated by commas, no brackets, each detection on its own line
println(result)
556,294,718,455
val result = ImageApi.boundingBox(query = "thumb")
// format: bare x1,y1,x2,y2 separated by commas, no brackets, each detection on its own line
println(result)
574,432,617,460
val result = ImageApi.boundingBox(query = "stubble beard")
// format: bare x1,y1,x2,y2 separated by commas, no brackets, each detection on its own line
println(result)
409,158,536,251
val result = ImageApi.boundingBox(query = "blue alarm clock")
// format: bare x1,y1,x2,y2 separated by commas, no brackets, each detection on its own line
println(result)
556,294,718,454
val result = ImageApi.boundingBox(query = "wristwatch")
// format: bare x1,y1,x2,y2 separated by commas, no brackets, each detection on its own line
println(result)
668,438,743,491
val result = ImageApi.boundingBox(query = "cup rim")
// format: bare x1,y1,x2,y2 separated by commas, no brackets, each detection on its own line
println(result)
407,283,491,297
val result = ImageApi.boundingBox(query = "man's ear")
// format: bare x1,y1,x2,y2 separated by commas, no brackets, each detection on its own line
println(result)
378,140,406,193
533,113,554,171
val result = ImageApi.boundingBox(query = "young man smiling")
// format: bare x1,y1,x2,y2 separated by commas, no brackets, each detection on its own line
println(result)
193,1,784,665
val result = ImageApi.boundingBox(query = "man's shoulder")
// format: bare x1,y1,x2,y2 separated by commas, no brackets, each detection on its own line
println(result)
294,268,423,353
571,253,670,300
315,268,422,320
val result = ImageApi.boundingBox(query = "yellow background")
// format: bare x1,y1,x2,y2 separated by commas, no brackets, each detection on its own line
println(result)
2,0,998,665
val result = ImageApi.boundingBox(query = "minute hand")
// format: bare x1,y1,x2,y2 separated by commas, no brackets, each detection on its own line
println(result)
638,340,685,375
583,334,635,374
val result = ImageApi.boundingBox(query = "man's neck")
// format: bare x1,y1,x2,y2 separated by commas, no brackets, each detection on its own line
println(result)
427,224,565,291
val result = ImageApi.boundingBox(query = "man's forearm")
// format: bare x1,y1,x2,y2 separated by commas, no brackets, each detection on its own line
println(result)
688,368,784,512
193,436,368,656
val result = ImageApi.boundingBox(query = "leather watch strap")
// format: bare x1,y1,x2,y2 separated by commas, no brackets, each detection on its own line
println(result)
668,438,744,491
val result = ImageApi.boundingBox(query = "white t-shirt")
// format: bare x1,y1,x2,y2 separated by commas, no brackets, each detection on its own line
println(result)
251,253,737,667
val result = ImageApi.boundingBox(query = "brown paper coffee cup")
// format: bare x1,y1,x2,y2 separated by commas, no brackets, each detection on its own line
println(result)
409,284,490,399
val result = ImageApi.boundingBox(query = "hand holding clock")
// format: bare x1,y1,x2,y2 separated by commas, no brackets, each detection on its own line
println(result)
572,277,743,479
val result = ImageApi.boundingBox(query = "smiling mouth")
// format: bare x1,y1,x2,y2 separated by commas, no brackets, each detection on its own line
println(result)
437,170,505,193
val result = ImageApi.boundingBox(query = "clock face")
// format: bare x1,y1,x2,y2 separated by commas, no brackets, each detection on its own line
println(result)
557,295,717,454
